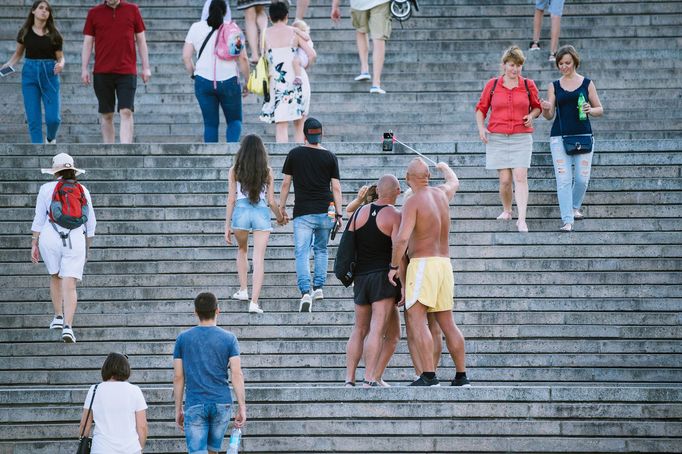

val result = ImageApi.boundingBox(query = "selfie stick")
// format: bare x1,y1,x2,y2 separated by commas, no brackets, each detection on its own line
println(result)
392,135,438,166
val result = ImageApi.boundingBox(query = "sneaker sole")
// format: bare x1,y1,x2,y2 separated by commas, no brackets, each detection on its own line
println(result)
299,301,311,312
50,324,64,330
62,334,75,343
354,75,371,81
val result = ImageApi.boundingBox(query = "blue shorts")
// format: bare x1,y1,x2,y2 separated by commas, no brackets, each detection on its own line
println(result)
535,0,564,16
184,403,232,454
232,198,272,231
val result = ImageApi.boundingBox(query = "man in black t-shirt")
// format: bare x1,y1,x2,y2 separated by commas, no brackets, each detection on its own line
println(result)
279,118,343,312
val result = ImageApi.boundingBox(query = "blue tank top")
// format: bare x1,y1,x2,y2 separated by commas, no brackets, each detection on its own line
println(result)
550,77,593,137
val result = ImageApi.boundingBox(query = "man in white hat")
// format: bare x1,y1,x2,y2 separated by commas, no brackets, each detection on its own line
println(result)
32,153,97,343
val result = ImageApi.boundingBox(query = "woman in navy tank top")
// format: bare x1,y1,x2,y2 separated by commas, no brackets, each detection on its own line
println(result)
540,45,604,232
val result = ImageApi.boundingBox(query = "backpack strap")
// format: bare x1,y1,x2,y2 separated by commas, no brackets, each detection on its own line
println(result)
524,77,531,112
50,221,72,249
489,77,532,112
488,77,499,107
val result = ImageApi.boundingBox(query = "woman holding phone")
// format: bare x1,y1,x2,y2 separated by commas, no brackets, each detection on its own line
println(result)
2,1,64,144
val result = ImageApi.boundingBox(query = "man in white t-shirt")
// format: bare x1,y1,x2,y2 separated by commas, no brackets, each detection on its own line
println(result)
331,0,391,94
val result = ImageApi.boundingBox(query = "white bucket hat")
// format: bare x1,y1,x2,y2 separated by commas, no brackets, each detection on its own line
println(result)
41,153,85,176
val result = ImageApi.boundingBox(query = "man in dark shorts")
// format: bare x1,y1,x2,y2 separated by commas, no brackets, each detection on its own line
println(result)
345,175,404,387
279,118,343,312
81,0,151,143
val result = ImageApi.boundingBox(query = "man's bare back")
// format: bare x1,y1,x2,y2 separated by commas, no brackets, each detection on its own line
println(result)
405,187,450,258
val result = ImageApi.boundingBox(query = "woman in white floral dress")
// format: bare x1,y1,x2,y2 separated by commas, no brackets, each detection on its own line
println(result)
259,1,315,143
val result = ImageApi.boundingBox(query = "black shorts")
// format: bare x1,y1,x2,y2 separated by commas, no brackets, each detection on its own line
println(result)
93,73,137,113
353,270,401,306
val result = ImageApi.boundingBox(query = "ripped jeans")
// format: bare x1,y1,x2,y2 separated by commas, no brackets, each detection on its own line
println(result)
550,135,594,224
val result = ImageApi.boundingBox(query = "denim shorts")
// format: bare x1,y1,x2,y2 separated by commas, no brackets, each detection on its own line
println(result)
232,198,272,231
535,0,565,16
184,403,232,454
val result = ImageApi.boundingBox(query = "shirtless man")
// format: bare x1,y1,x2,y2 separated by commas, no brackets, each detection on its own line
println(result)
389,158,469,387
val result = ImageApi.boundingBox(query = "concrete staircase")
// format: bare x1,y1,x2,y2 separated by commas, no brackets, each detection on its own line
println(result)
1,0,682,452
1,0,681,142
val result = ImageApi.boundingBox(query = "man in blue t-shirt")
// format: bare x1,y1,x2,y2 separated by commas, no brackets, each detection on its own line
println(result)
173,292,245,454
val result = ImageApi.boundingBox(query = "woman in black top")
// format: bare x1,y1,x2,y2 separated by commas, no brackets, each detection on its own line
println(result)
2,1,64,143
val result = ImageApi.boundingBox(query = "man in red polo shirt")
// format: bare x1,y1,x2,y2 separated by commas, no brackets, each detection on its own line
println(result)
81,0,151,144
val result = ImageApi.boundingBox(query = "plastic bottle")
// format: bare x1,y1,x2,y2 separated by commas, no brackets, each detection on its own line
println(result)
227,427,241,454
327,202,336,219
577,93,587,120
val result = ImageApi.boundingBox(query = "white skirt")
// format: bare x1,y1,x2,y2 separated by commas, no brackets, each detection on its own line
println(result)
485,133,533,170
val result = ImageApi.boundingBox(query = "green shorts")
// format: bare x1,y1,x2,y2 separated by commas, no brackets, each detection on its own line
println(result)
351,2,392,40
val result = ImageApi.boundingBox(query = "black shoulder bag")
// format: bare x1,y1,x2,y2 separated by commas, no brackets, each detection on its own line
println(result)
333,208,360,288
554,80,593,155
191,27,217,80
76,384,99,454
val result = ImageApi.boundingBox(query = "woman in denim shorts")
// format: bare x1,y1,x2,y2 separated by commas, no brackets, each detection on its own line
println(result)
225,134,285,313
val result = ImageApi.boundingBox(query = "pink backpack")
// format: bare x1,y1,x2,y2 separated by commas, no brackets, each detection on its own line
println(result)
212,21,245,88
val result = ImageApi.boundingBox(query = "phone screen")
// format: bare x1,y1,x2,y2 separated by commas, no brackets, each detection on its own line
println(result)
0,66,15,76
383,132,392,139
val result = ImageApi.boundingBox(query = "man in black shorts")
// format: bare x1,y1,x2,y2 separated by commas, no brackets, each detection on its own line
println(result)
345,174,404,387
81,0,151,143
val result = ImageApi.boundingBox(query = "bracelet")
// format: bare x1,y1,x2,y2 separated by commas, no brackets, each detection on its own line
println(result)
389,264,399,270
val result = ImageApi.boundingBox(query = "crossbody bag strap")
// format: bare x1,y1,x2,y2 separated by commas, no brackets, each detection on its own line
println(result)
197,27,217,61
553,80,564,136
80,383,99,439
524,78,531,112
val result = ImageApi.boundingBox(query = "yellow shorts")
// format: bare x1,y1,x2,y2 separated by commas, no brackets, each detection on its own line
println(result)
351,2,392,40
405,257,454,313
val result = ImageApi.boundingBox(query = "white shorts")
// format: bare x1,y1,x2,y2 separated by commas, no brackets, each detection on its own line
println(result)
39,225,87,280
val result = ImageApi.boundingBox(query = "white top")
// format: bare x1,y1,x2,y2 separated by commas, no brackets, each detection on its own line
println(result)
201,0,231,22
84,381,148,454
31,179,96,237
185,21,238,81
236,181,266,201
351,0,390,10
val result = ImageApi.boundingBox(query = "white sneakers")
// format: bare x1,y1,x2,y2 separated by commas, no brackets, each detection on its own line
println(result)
49,315,64,329
248,301,263,314
312,289,324,301
354,72,370,81
62,326,76,343
369,86,386,94
232,289,249,301
299,293,312,312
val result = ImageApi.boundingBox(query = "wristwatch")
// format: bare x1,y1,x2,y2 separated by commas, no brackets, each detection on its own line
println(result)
389,264,399,270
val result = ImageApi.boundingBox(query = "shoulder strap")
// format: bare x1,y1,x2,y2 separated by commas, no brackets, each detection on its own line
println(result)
553,80,564,135
198,27,217,61
488,77,499,106
524,78,531,111
80,383,99,439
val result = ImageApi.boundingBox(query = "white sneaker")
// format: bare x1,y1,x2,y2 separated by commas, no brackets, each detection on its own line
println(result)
62,326,76,343
299,293,312,312
45,139,57,144
354,72,370,81
232,289,249,301
49,315,64,329
369,86,386,94
248,301,264,314
312,288,324,301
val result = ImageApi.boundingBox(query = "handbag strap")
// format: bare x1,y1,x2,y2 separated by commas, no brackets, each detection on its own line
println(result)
80,383,99,439
553,80,565,136
198,27,217,61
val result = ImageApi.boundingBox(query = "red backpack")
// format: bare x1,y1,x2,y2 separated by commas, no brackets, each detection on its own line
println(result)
49,179,88,230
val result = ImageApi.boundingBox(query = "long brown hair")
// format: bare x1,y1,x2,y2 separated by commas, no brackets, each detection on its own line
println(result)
17,1,63,48
234,135,270,204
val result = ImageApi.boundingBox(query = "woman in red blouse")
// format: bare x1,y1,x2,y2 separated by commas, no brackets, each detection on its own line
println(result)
475,46,541,233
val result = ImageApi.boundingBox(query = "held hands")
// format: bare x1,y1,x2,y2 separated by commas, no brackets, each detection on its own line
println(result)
278,207,290,226
175,409,184,431
522,114,533,128
478,126,490,144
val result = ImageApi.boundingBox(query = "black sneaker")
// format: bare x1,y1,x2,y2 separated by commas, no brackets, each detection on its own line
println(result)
409,374,440,387
451,376,471,387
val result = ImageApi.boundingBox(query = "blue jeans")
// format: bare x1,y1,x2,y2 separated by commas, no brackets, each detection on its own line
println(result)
184,403,232,454
21,58,61,143
550,136,594,224
293,213,335,294
194,75,242,143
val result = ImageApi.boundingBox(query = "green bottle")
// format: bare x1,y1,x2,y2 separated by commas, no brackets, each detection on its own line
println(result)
578,93,587,120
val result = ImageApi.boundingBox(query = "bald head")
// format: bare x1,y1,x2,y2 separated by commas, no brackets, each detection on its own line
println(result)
407,158,429,178
376,174,400,202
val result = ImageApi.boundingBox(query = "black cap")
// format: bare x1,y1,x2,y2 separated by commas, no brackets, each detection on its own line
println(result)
303,117,323,144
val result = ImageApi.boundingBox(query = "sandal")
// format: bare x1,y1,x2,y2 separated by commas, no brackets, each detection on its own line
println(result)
529,41,540,51
344,381,355,387
496,211,512,221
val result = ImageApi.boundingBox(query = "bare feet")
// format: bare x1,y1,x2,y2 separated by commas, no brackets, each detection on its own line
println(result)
516,220,529,233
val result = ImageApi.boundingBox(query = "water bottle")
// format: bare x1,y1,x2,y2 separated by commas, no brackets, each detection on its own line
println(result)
327,202,336,219
227,427,241,454
577,93,587,120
